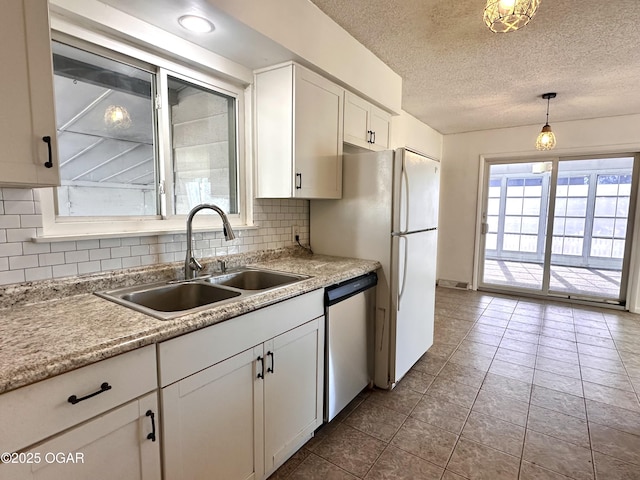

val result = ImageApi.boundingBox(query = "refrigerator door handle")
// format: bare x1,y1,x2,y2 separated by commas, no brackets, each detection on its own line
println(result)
401,155,410,233
397,235,409,311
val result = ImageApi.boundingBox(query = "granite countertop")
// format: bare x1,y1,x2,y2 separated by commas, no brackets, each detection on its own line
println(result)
0,247,380,395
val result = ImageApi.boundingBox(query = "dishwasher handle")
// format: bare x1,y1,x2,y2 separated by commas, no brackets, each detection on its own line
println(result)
325,272,378,306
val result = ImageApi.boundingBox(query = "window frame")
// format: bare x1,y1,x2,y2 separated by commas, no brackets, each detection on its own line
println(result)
38,29,252,241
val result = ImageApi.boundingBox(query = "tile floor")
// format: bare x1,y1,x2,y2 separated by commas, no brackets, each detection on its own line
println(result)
269,287,640,480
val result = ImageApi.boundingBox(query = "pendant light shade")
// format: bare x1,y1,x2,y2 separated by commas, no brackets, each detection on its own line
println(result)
484,0,540,33
535,93,557,151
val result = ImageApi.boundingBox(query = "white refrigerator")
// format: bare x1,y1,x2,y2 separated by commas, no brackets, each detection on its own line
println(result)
310,148,440,389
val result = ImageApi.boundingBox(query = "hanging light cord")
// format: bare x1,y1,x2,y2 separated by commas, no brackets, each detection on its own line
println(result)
545,96,551,126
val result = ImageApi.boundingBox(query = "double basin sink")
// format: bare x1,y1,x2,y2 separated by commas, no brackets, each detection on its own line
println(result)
96,268,310,320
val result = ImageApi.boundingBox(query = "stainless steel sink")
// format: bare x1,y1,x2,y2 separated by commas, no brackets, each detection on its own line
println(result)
205,268,309,290
96,281,242,320
121,283,240,312
95,268,310,320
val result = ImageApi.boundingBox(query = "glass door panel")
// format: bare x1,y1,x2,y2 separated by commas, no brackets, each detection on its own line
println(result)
548,157,634,301
479,155,636,306
480,162,551,292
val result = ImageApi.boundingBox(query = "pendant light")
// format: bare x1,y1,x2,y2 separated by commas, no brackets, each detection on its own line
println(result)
535,92,557,151
104,105,131,130
484,0,540,33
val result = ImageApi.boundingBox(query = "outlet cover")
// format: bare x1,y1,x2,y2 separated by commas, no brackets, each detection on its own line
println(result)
292,225,300,242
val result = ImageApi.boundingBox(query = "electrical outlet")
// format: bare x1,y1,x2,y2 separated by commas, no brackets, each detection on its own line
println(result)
292,225,300,242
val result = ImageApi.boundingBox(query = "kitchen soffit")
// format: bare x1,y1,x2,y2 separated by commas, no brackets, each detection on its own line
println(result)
87,0,640,135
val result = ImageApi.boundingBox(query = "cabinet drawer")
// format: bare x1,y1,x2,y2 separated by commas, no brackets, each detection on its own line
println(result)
0,345,157,454
158,289,324,387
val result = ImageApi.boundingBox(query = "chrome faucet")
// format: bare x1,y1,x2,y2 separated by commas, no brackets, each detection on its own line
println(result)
184,204,236,280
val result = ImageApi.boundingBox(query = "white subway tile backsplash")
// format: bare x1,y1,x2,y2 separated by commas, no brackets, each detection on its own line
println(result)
121,237,142,246
0,215,21,229
76,239,100,250
0,243,23,257
110,246,132,258
9,255,39,270
0,269,26,284
89,248,111,261
100,238,121,248
149,243,166,255
122,256,141,268
4,201,35,215
51,241,78,253
100,258,122,271
0,192,310,286
24,266,52,282
2,188,33,201
38,252,66,266
22,242,51,255
6,228,37,243
53,263,78,278
131,245,150,256
19,214,43,228
77,261,101,275
140,254,159,266
65,250,90,264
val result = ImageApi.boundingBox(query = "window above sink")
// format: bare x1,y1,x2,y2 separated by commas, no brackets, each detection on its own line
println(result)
37,30,251,240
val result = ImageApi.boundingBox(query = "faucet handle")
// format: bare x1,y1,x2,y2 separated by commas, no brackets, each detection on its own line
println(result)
189,257,204,272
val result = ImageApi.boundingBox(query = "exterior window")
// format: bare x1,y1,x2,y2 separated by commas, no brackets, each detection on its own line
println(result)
168,76,238,215
48,40,243,231
52,42,157,217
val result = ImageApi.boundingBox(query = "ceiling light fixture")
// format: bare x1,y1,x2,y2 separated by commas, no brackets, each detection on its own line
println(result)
178,15,215,34
104,105,131,130
483,0,540,33
535,92,557,151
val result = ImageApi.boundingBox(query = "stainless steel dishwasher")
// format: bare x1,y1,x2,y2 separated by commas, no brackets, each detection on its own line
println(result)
324,271,378,422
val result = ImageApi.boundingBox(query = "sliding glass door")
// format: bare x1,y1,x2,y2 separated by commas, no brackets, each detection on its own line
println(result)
479,155,638,305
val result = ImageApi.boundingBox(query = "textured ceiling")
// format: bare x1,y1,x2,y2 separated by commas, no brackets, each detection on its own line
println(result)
89,0,640,135
309,0,640,134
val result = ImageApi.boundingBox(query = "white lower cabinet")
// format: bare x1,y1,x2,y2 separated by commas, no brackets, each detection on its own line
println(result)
0,392,160,480
0,345,159,480
263,320,323,474
159,290,325,480
162,346,263,480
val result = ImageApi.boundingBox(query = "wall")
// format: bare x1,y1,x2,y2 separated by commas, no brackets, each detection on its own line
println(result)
439,113,640,309
390,110,443,160
207,0,402,114
0,189,309,286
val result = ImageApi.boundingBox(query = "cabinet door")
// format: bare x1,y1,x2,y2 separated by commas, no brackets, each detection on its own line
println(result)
369,105,391,151
294,67,343,199
343,91,371,149
0,393,160,480
162,346,264,480
0,0,59,187
263,318,324,475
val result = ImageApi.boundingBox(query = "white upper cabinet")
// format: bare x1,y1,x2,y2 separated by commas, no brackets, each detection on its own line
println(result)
255,62,343,199
0,0,59,187
344,91,391,151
